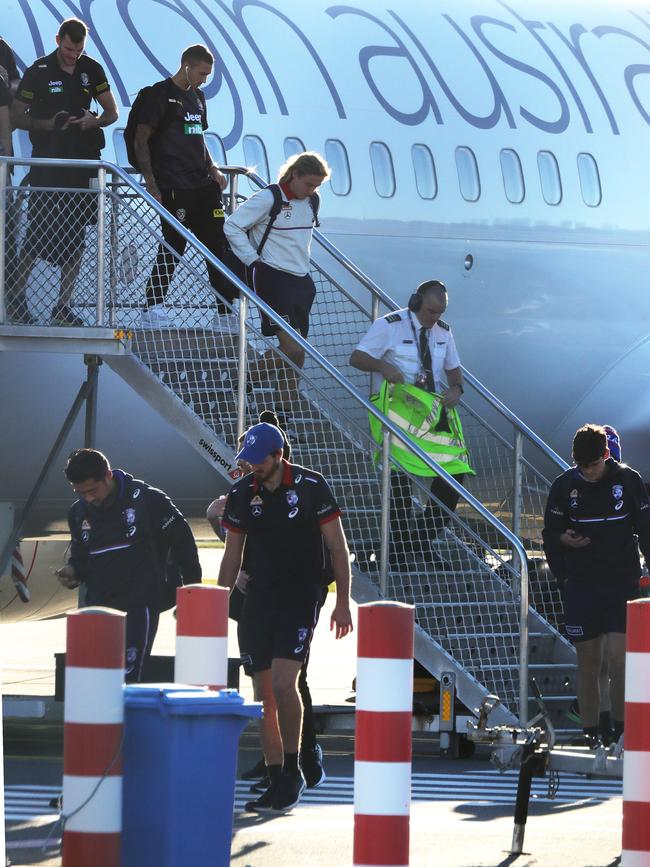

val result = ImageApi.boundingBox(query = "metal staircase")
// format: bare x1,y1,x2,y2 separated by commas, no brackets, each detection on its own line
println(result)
1,156,577,731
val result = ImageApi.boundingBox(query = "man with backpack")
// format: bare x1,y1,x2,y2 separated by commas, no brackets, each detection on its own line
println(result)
224,152,330,439
56,448,201,682
128,44,230,329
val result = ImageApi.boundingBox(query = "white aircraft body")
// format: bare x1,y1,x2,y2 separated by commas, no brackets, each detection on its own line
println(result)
2,0,650,617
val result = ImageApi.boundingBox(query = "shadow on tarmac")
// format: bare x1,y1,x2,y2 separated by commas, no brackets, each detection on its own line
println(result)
454,799,611,821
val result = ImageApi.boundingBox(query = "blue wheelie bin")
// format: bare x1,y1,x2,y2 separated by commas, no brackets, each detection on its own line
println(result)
121,685,262,867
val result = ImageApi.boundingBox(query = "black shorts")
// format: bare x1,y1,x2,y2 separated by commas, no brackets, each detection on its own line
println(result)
26,188,95,267
562,578,639,642
251,261,315,338
237,586,323,675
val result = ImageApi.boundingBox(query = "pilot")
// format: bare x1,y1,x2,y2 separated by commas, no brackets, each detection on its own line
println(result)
56,448,202,682
10,17,118,326
349,279,471,570
543,423,650,747
223,151,330,442
218,421,353,813
133,43,229,330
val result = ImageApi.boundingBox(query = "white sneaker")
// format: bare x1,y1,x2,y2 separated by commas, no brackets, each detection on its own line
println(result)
140,304,171,329
212,312,240,334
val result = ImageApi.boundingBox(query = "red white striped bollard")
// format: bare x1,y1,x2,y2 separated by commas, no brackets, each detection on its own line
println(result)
354,601,415,867
63,607,125,867
622,598,650,866
175,584,229,689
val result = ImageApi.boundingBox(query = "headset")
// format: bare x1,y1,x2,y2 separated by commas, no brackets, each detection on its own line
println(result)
407,279,447,313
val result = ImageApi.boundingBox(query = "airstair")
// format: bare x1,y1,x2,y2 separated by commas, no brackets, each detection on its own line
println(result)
0,156,576,731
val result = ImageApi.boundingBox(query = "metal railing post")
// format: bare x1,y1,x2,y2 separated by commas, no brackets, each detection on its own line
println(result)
228,173,239,216
512,430,523,539
237,294,248,440
379,429,391,596
96,167,106,326
0,159,7,324
518,550,530,726
371,296,379,322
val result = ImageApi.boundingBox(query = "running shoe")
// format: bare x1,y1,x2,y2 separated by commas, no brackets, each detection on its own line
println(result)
52,303,83,327
301,743,326,789
244,779,278,812
566,699,581,725
270,769,306,812
241,756,267,781
6,304,35,325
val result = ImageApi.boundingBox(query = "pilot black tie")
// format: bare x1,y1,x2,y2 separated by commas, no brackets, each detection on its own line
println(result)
419,326,435,392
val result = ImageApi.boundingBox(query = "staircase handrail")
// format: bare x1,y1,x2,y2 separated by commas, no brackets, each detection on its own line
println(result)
0,155,531,722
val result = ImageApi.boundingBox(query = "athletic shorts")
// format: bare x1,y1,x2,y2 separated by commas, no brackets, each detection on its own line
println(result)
26,188,95,267
237,586,323,675
562,578,639,643
251,261,316,338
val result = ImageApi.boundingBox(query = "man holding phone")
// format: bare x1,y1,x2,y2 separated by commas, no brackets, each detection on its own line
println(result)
543,423,650,746
10,17,118,325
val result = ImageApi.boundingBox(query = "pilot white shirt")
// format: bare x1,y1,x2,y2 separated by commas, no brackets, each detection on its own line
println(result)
355,307,461,394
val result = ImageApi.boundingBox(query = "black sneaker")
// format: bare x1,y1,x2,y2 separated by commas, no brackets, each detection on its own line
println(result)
6,302,35,325
244,779,278,812
566,699,581,725
270,769,305,812
52,304,83,327
249,774,270,794
241,756,267,781
301,743,326,789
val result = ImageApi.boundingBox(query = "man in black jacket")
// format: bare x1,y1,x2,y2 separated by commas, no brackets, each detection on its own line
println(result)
543,424,650,745
56,448,201,682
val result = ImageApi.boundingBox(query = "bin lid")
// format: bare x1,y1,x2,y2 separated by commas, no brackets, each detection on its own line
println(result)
124,684,262,718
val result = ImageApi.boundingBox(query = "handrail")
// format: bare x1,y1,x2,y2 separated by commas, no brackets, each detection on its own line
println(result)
0,154,531,722
236,168,569,474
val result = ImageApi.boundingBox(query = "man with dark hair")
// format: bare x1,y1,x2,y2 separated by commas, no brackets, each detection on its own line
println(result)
9,17,118,325
207,410,328,792
350,279,471,569
57,448,201,682
219,422,353,812
543,423,650,746
134,44,231,329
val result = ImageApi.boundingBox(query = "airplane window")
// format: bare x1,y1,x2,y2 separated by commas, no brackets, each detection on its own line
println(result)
455,146,480,202
411,144,437,199
205,132,227,167
537,151,562,206
324,139,351,196
369,141,396,198
284,137,305,159
500,149,525,204
112,128,129,168
577,153,602,207
243,135,270,190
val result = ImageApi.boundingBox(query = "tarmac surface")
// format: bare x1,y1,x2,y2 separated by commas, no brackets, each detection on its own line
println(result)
2,546,624,866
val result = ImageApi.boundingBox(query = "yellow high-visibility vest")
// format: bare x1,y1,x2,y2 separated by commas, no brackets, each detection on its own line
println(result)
369,382,475,478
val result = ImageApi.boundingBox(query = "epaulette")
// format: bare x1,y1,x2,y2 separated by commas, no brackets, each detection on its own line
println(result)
437,319,450,331
385,313,402,324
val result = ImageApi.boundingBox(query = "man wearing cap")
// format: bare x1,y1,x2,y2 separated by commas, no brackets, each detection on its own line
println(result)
543,423,650,747
350,279,469,569
218,422,353,812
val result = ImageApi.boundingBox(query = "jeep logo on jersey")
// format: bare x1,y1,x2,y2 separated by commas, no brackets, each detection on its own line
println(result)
184,112,202,135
